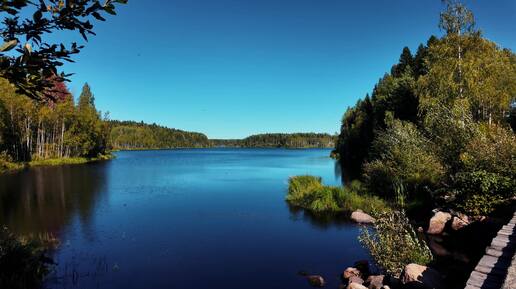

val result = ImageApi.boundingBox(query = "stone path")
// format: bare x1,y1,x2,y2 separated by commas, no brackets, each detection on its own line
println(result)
465,211,516,289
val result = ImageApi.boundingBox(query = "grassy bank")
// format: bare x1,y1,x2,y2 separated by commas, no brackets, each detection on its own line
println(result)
0,153,114,174
286,175,390,214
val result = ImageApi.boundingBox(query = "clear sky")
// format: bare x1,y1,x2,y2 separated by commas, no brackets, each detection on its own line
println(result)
60,0,516,139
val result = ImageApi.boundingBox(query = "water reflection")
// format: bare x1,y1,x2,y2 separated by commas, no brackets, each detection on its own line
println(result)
287,203,355,229
0,162,109,236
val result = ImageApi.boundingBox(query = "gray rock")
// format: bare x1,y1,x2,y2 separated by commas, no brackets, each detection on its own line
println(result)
427,211,452,235
307,275,326,287
402,264,442,289
351,210,375,224
365,275,385,289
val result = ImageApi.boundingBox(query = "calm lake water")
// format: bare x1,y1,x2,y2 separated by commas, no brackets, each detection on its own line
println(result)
0,148,370,289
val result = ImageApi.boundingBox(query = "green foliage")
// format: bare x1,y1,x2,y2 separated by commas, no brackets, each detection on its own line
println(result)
453,170,514,216
286,176,389,214
0,0,126,100
0,151,23,173
335,2,516,217
0,226,52,289
363,120,444,198
212,133,336,148
109,120,211,150
359,211,433,278
336,43,427,173
460,123,516,177
0,79,110,164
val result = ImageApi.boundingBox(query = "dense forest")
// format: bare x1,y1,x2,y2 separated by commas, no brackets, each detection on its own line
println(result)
109,121,211,149
333,4,516,216
211,133,335,148
0,78,110,169
110,128,335,150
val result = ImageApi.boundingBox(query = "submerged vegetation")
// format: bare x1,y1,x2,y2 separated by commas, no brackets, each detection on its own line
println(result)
286,176,389,214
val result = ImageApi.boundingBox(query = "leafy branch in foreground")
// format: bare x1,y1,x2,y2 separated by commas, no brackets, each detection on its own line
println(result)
359,210,433,278
0,0,127,100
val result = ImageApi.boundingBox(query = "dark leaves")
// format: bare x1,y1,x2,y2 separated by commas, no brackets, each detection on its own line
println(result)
0,0,127,100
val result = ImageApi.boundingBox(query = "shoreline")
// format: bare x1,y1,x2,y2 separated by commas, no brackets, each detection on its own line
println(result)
0,153,115,175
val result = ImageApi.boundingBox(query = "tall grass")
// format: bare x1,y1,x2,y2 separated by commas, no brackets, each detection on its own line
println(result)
286,176,390,214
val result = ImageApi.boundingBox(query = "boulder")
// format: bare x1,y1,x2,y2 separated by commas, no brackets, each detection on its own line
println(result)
349,275,364,285
307,275,326,287
401,264,442,289
354,260,370,277
343,267,362,280
450,214,469,231
365,275,385,289
351,210,375,224
347,283,368,289
427,211,452,234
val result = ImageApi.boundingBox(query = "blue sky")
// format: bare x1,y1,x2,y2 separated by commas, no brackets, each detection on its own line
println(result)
61,0,516,139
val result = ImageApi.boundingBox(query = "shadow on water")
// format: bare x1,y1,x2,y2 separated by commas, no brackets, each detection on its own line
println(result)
0,162,109,236
287,203,354,229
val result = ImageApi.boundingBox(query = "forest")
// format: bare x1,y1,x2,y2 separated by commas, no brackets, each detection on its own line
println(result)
0,78,110,171
109,120,211,150
211,133,335,148
333,6,516,216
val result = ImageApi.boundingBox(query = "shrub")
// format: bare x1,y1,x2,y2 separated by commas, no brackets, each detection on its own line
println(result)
286,175,323,205
363,120,444,198
359,210,433,278
453,170,514,216
0,226,53,289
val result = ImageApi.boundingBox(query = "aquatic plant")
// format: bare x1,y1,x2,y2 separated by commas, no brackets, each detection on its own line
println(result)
286,176,389,214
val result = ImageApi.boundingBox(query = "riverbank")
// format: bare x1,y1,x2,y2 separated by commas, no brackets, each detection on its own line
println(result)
0,153,114,174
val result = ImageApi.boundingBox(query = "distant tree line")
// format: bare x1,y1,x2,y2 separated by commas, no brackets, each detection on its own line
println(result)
109,121,211,149
211,133,336,148
0,78,109,162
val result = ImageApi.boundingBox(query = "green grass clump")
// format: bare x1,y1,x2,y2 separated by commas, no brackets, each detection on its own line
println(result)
286,176,390,214
28,153,114,168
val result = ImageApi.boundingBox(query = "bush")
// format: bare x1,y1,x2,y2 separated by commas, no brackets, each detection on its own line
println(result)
0,226,52,289
359,210,433,278
453,170,514,216
0,151,23,173
286,176,390,214
363,120,444,198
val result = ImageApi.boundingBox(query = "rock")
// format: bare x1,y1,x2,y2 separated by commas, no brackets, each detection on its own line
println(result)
343,267,362,279
450,214,469,231
347,283,368,289
401,264,442,289
427,211,452,235
307,275,326,287
349,275,364,285
354,260,370,277
365,275,385,289
351,210,375,224
385,275,402,289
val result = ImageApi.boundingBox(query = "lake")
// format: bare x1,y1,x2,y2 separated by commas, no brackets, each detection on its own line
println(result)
0,148,370,289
